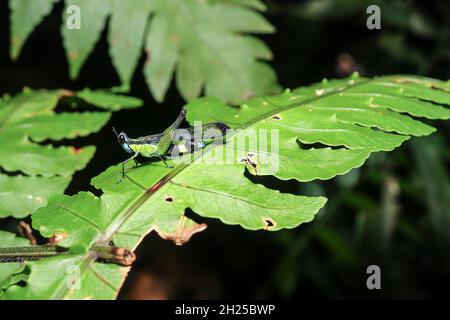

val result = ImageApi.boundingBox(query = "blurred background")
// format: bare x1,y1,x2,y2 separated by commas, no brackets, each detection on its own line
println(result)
1,0,449,299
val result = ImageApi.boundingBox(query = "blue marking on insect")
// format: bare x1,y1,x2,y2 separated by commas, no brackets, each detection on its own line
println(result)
197,141,206,149
121,143,133,153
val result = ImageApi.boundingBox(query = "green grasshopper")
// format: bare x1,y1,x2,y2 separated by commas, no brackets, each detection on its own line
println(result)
113,108,229,182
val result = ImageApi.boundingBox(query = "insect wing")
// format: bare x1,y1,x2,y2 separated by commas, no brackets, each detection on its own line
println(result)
171,122,229,155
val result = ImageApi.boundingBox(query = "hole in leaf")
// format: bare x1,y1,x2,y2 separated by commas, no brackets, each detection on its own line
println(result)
240,153,260,175
272,115,282,120
263,218,276,230
297,140,348,150
164,195,174,202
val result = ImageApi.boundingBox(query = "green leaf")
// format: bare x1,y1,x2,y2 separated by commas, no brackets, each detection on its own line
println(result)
209,0,267,11
144,0,278,102
75,89,143,111
144,3,179,102
0,89,142,218
9,0,58,60
108,0,154,86
2,255,127,300
62,0,112,79
152,0,277,102
0,231,30,296
0,175,68,219
9,0,277,102
411,135,450,249
3,74,449,299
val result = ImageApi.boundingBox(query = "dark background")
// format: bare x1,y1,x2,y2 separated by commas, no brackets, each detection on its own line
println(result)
1,0,449,299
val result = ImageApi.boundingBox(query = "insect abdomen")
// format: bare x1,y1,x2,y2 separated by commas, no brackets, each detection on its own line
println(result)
130,144,158,157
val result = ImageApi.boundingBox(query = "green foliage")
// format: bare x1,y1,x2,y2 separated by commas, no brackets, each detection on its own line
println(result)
9,0,59,59
8,0,278,102
293,0,450,74
411,135,450,248
1,74,449,299
0,231,30,299
0,89,142,218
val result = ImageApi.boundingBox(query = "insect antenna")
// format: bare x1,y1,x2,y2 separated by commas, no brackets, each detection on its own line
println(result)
112,127,119,138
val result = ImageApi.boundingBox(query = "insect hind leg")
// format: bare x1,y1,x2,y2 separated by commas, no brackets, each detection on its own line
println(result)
157,153,174,168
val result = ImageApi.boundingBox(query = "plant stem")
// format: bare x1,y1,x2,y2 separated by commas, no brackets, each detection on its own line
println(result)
0,245,68,263
0,244,135,266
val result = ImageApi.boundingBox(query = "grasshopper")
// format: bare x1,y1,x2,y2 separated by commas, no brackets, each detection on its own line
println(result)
113,108,228,182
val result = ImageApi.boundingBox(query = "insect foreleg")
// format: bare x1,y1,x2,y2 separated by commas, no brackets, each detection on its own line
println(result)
118,152,139,183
